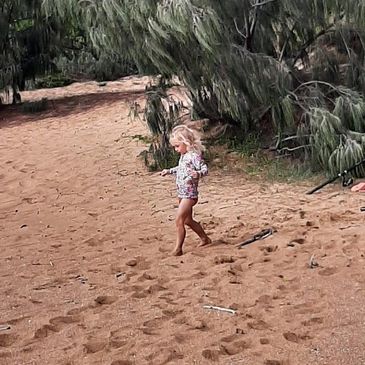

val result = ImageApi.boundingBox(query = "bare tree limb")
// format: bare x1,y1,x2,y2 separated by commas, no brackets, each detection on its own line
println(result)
233,18,247,39
251,0,277,7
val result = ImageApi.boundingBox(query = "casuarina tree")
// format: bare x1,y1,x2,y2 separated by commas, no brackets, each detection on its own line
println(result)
39,1,365,175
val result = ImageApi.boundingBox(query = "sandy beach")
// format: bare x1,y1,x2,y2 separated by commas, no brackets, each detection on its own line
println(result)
1,77,364,365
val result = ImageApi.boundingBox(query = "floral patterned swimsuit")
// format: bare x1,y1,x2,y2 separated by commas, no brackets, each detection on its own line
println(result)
169,151,208,199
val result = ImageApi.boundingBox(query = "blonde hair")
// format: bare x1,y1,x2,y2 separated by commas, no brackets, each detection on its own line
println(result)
169,125,205,154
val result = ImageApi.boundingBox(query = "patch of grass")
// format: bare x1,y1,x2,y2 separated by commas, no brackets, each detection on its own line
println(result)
140,143,179,172
131,134,153,144
214,132,317,182
35,73,73,89
255,156,317,183
207,134,318,183
240,153,318,182
202,146,220,165
228,133,261,157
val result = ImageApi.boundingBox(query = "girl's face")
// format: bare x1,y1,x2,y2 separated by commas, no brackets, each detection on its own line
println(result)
173,142,187,154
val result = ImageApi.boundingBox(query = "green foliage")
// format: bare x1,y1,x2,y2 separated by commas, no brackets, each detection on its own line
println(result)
228,133,262,157
0,0,62,100
309,92,365,177
254,157,315,183
142,143,179,172
56,52,137,82
34,73,73,89
131,134,153,144
333,94,365,132
209,133,315,182
37,0,365,176
327,137,365,177
139,79,183,171
0,1,137,101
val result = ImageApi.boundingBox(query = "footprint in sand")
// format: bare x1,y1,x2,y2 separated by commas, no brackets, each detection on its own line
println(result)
173,315,208,331
94,295,118,305
131,283,167,299
125,256,151,270
214,255,235,264
301,317,323,327
173,333,189,343
158,246,171,253
255,294,273,308
0,333,18,347
191,270,208,279
147,284,167,294
67,306,90,316
83,338,108,354
283,331,300,343
144,347,184,364
34,324,58,339
202,349,221,362
220,333,243,343
0,351,12,361
83,236,101,247
260,338,270,344
289,238,306,245
220,340,250,356
203,218,221,231
137,271,156,281
34,315,81,339
142,316,170,332
109,330,128,349
260,245,278,254
158,294,177,305
131,290,148,299
161,308,183,319
318,267,338,276
291,301,324,315
264,360,284,365
32,277,67,291
141,327,160,336
247,319,271,331
218,331,251,355
111,361,134,365
305,220,319,229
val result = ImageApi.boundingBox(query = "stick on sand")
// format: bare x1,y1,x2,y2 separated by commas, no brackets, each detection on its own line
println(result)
203,305,236,315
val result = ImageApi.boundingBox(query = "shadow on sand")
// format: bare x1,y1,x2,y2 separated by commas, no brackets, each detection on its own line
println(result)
0,88,146,129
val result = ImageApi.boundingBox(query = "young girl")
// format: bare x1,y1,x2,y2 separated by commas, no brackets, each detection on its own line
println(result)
161,125,211,256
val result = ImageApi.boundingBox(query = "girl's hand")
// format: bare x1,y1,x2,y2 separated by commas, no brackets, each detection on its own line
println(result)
161,169,169,176
190,171,199,179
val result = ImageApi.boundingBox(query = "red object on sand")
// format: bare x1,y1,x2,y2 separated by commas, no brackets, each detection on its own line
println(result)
351,182,365,192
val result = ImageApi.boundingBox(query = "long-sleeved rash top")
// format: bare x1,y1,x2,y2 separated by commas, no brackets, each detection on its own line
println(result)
169,150,208,199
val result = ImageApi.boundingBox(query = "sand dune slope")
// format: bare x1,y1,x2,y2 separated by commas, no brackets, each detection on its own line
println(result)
0,78,364,365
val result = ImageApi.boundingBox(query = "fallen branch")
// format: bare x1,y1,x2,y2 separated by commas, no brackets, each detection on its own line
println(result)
307,157,365,194
203,305,236,315
237,228,273,249
308,254,318,269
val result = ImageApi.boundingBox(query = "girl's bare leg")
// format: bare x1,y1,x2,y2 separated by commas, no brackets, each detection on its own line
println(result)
173,199,193,256
185,205,211,247
173,198,211,256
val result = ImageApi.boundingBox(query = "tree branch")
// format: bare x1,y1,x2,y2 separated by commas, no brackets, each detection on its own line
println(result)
276,144,311,153
291,19,342,66
251,0,277,7
279,23,296,62
233,18,246,39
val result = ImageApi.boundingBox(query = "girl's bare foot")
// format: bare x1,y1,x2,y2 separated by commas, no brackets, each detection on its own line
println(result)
172,246,183,256
198,237,212,247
